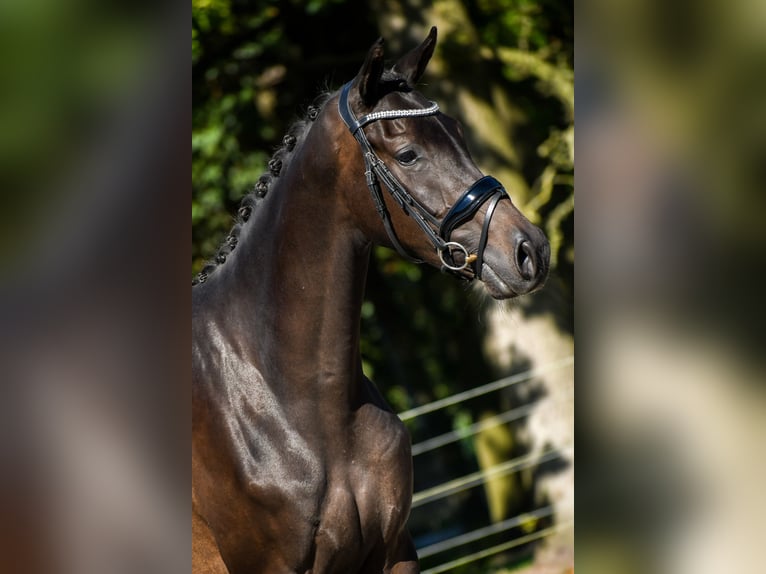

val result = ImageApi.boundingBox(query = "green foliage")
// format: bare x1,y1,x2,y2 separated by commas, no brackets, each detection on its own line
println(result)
192,0,379,273
192,0,280,270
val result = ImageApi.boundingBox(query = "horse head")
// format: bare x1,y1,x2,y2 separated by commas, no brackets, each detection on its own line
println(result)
333,26,550,299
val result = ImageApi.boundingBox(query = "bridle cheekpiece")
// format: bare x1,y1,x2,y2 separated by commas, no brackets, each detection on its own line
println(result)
338,81,509,279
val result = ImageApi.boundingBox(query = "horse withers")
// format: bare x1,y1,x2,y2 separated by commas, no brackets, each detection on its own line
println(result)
192,27,549,574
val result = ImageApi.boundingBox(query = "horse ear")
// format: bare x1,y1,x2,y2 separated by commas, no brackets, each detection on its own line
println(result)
354,37,386,106
394,26,437,85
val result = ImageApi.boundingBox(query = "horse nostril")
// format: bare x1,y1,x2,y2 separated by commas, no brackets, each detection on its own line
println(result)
516,240,537,281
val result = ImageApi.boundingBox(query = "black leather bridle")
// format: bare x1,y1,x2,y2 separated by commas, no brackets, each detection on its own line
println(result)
338,81,509,279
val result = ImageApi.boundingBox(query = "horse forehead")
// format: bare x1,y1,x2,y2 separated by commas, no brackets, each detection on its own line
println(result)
373,92,455,139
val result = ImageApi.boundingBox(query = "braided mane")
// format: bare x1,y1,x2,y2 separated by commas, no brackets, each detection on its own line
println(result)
192,70,417,286
193,91,332,286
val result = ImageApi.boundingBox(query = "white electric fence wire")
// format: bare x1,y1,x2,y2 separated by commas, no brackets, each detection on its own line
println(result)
411,445,572,508
420,521,573,574
404,359,574,572
397,356,574,422
410,387,574,456
416,505,556,559
412,404,537,456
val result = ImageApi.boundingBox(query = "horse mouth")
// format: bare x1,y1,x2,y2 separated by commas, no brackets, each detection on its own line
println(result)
480,264,518,300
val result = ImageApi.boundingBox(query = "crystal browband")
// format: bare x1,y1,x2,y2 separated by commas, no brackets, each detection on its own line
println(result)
348,102,440,134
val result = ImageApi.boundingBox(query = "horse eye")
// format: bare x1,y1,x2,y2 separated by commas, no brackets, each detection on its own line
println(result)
395,149,418,166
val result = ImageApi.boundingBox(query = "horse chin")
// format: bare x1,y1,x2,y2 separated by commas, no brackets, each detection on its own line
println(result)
479,264,519,300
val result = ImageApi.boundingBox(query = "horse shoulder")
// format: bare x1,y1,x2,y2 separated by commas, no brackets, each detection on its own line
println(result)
350,385,414,544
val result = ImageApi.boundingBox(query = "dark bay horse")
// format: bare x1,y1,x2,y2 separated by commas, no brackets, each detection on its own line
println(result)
192,27,549,574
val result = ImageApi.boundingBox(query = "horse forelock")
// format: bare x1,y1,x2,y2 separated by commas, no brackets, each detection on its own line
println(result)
378,69,413,96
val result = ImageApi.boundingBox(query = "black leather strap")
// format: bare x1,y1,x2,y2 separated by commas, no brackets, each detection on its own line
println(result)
337,81,510,279
339,82,444,263
439,176,507,240
475,191,507,278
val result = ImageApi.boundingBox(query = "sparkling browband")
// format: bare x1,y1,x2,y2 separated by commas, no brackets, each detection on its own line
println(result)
350,102,440,134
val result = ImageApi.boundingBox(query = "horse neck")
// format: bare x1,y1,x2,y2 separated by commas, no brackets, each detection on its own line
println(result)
221,115,371,407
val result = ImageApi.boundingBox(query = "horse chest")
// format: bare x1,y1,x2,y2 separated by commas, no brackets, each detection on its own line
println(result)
194,343,414,570
263,406,408,560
